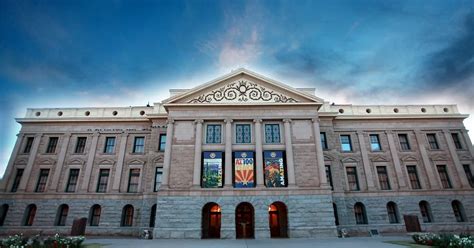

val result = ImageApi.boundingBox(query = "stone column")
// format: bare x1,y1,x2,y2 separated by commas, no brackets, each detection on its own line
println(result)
461,129,474,157
283,119,296,186
192,119,203,187
112,132,129,192
386,131,408,189
357,131,376,191
80,132,99,192
0,133,24,192
312,118,327,187
254,119,264,187
443,129,471,188
17,133,42,192
161,119,174,188
50,133,71,191
224,119,233,187
414,130,440,189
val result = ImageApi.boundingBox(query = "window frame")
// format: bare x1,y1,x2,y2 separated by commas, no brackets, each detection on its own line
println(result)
398,134,411,151
264,123,281,144
132,136,145,154
320,132,328,150
235,123,252,144
154,167,163,192
74,137,87,154
158,134,166,151
451,200,466,222
45,137,59,154
354,202,368,225
346,166,360,191
325,165,333,190
35,169,50,192
23,137,35,154
451,133,463,150
127,168,141,193
121,205,134,227
205,124,222,144
376,166,391,190
89,205,101,226
419,201,433,223
23,204,37,226
406,165,422,189
426,133,439,150
369,134,382,151
387,202,399,224
340,135,352,152
96,169,110,193
65,169,80,193
11,168,24,192
436,164,452,189
55,204,69,226
462,164,474,188
103,137,116,154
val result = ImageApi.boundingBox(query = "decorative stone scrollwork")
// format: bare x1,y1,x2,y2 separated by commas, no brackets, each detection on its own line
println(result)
188,80,298,103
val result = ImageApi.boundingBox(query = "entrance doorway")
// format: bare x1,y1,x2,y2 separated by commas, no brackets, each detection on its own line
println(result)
235,202,254,239
403,215,421,232
268,202,288,238
202,203,221,239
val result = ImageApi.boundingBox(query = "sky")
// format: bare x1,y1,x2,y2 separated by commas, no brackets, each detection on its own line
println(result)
0,0,473,177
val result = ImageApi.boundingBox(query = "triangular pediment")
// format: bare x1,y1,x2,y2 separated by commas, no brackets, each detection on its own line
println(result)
163,68,323,105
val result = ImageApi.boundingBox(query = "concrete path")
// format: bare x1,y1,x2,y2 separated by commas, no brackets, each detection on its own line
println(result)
84,236,413,248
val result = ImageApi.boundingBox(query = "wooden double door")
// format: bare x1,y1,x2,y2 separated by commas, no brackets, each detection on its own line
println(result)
269,202,288,238
236,202,254,239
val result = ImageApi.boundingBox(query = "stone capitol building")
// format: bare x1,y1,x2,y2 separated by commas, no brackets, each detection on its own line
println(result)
0,69,473,239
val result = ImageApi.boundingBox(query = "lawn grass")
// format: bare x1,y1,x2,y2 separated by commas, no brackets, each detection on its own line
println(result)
384,240,431,248
83,243,104,248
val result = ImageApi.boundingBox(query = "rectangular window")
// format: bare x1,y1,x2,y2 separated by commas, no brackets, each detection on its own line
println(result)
75,137,87,153
346,167,359,191
46,137,58,153
202,151,224,188
133,137,145,153
437,165,452,189
65,169,79,193
451,133,462,149
206,124,222,144
340,135,352,152
96,169,110,193
235,124,251,143
325,165,333,190
398,134,411,151
377,166,391,190
23,137,34,153
370,134,381,151
265,124,281,143
320,132,328,150
264,151,286,187
104,137,116,153
127,169,140,193
35,169,50,192
463,164,474,188
11,169,24,192
159,134,166,151
154,167,163,192
427,133,439,149
407,165,422,189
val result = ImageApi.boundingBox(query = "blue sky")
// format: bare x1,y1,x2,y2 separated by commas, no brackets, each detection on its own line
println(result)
0,0,473,177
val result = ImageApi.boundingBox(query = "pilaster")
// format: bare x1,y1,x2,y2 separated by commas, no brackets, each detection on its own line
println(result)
49,133,71,191
356,131,376,191
414,130,440,189
161,119,174,188
443,129,471,188
112,132,129,192
80,132,99,192
283,119,296,186
192,119,203,187
17,133,42,192
254,119,264,187
385,130,408,189
224,119,233,187
311,118,327,187
0,133,24,192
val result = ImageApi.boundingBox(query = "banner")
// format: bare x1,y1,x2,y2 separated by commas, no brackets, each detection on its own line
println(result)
264,151,286,187
202,152,223,188
234,151,255,188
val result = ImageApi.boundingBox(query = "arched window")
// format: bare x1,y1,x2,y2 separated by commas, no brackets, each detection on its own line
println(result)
0,204,9,226
149,204,157,227
419,201,433,223
333,203,339,226
354,202,367,224
23,204,37,226
89,204,101,226
452,200,466,222
55,204,69,226
121,205,134,227
386,202,399,224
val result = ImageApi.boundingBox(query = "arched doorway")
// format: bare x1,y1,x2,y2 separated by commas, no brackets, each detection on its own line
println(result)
268,202,288,238
235,202,254,239
202,203,221,239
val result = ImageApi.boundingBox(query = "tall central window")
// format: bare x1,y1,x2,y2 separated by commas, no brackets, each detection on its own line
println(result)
206,124,222,144
377,166,391,190
127,169,140,193
35,169,50,192
325,165,333,189
104,137,116,153
11,169,24,192
463,164,474,188
370,134,381,151
133,137,145,153
407,165,421,189
451,133,462,149
65,169,79,193
398,134,411,151
265,124,280,143
235,124,251,143
159,134,166,151
23,137,34,153
96,169,110,193
427,133,439,149
346,167,359,191
46,137,58,153
340,135,352,152
320,132,328,149
154,167,163,192
75,137,87,153
437,165,452,189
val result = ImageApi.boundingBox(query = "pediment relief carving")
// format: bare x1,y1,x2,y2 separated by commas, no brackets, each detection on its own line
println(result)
370,155,389,162
38,158,56,165
401,155,418,162
127,159,146,166
15,159,28,165
459,155,472,161
341,157,359,163
98,159,115,166
431,154,448,161
68,158,85,165
152,155,164,163
188,80,298,103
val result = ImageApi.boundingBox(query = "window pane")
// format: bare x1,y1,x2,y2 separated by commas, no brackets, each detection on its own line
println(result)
75,137,87,153
133,137,145,153
325,165,333,189
370,134,381,151
65,169,79,192
407,166,421,189
127,169,140,193
35,169,49,192
97,169,110,193
340,135,352,152
346,167,359,190
46,137,58,153
451,133,462,149
437,165,452,188
236,124,251,144
24,137,34,153
377,166,391,190
104,137,116,153
463,164,474,188
398,134,411,151
11,169,24,192
427,134,439,149
320,133,328,149
154,168,163,192
159,134,167,151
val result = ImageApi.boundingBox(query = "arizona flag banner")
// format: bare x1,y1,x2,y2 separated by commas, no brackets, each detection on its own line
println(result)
264,151,286,187
234,151,255,188
202,151,223,188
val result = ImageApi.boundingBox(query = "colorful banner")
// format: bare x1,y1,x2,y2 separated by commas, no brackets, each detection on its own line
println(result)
202,152,223,188
234,151,255,188
264,151,286,187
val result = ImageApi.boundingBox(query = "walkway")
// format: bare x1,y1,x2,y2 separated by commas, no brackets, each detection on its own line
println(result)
84,236,413,248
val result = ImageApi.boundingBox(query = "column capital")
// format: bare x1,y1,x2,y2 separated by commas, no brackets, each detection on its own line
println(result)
224,118,233,123
384,130,394,135
92,131,100,137
35,133,43,138
120,132,129,137
166,118,175,125
253,118,262,123
311,118,320,123
356,130,366,135
283,118,292,123
194,119,204,124
63,132,72,138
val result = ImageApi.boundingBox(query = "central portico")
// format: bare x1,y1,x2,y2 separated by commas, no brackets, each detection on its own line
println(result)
153,68,336,239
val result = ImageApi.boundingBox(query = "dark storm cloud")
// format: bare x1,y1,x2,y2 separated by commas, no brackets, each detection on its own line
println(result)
421,11,474,88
